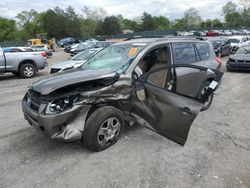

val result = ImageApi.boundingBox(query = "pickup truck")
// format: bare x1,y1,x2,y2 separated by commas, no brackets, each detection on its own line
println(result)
0,47,47,78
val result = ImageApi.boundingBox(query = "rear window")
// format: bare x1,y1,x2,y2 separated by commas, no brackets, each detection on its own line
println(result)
172,43,196,64
195,43,210,60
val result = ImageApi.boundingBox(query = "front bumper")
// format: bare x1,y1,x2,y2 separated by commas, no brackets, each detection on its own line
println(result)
227,60,250,70
22,95,91,142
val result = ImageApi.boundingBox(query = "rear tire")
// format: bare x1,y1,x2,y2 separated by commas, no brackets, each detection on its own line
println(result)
83,106,124,152
19,63,36,78
198,81,214,111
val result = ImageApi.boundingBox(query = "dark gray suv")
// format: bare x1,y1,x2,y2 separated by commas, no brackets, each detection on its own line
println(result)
22,37,223,152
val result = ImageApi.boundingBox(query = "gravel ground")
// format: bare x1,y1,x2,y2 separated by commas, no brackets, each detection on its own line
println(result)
0,50,249,188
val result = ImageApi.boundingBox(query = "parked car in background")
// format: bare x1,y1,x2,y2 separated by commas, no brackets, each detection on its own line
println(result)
206,30,220,36
22,37,223,152
240,29,250,35
230,29,241,35
70,41,113,56
208,38,231,57
31,45,52,57
70,42,95,56
223,30,232,36
227,45,250,71
64,43,80,53
174,31,193,36
239,38,250,47
58,37,75,47
193,31,206,37
2,47,34,53
228,36,247,53
50,48,103,74
0,47,47,78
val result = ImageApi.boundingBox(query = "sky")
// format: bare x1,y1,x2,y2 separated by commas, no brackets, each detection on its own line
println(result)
0,0,239,20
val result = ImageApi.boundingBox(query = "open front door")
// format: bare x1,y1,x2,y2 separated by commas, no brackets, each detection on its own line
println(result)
132,64,223,145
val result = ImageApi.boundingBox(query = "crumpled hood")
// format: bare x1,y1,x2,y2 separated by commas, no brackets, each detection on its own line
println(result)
231,54,250,61
51,60,85,69
30,69,116,95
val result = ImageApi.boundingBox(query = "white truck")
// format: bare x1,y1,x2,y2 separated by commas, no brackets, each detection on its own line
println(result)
0,47,47,78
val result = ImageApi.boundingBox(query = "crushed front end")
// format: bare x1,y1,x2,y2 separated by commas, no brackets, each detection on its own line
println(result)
22,89,91,141
22,73,132,142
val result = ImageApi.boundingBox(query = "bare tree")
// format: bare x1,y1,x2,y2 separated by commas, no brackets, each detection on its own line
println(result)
184,8,202,28
240,0,250,24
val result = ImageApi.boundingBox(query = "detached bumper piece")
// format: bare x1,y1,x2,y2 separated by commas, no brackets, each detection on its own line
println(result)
50,68,61,74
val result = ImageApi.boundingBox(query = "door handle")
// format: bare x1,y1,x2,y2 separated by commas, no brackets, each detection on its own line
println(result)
179,107,193,115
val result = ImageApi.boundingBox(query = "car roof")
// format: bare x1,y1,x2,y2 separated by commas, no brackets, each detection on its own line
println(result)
118,36,209,46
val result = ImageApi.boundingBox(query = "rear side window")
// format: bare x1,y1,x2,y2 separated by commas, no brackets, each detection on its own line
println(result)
172,43,196,64
195,43,210,61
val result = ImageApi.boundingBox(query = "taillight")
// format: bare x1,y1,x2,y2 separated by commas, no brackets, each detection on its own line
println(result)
41,52,47,58
215,57,222,64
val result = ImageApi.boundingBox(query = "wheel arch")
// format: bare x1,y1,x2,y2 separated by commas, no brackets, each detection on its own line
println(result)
18,60,37,72
86,101,128,122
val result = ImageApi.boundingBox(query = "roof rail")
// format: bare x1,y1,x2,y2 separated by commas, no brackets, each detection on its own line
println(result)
156,36,207,41
124,35,167,41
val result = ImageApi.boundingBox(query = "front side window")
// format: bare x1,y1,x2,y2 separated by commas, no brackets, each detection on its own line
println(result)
172,43,196,64
136,46,170,76
82,44,144,74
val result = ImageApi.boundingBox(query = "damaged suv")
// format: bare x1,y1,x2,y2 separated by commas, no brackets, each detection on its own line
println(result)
22,37,223,152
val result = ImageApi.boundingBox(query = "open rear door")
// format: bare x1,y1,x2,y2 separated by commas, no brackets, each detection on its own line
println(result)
132,64,223,145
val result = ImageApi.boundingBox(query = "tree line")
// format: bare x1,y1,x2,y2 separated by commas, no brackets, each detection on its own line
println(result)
0,1,250,41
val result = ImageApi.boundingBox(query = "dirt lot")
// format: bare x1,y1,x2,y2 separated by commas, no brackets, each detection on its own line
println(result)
0,50,250,188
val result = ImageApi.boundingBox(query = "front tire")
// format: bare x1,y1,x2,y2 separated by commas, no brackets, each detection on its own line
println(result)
83,106,124,152
20,63,36,78
198,81,214,111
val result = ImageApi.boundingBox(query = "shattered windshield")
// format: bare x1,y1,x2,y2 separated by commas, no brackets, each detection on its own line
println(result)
81,44,144,73
72,49,99,60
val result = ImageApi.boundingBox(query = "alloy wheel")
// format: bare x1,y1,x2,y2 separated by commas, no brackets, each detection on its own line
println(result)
97,117,121,146
24,66,34,77
201,86,212,108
